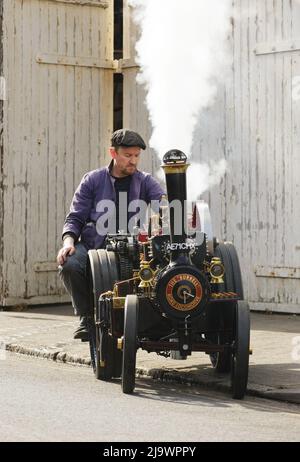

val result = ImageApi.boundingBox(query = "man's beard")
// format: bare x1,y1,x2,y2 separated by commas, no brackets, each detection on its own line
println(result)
122,166,136,176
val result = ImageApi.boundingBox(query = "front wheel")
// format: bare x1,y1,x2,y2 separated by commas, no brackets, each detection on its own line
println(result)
122,295,139,394
231,301,250,399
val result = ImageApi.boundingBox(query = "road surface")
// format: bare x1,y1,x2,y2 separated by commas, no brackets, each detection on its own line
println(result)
0,352,299,442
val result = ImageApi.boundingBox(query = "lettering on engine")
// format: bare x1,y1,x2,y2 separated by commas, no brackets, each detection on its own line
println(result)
166,242,196,251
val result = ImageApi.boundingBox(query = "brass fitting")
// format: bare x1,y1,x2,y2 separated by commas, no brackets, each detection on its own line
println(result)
101,290,114,298
138,261,155,289
113,297,126,309
209,257,225,284
117,337,123,350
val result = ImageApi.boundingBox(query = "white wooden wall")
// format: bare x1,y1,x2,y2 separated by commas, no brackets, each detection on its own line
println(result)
198,0,300,313
125,0,300,313
1,0,299,312
1,0,114,305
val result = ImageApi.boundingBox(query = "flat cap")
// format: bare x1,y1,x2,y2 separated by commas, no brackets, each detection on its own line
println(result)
111,129,146,150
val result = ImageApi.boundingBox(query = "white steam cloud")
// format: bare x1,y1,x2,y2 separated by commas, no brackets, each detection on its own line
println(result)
186,159,227,200
129,0,232,183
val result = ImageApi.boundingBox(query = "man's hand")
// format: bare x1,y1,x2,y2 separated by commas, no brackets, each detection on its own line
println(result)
57,236,76,265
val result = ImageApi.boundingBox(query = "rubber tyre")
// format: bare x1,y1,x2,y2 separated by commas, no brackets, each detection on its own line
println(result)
209,242,244,372
122,295,138,394
231,300,250,399
87,249,120,379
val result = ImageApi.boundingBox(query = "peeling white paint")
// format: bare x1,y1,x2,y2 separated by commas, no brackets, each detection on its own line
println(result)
0,77,6,101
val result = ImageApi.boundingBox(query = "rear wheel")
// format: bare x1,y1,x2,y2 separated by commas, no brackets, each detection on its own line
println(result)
122,295,139,394
88,249,121,379
209,242,244,373
231,301,250,399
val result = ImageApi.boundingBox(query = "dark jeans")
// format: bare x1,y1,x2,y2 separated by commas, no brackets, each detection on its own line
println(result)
58,243,91,316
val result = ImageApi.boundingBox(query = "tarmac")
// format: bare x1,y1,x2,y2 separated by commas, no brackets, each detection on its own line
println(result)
0,304,300,405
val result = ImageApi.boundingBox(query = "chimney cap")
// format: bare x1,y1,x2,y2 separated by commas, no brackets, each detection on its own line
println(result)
163,150,187,165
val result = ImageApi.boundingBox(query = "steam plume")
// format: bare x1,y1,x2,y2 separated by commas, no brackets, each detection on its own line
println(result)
129,0,232,199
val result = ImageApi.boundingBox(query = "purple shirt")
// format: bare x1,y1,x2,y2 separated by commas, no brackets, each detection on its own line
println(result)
62,162,165,250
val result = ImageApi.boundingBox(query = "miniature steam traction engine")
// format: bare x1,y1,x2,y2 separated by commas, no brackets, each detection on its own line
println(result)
87,150,250,399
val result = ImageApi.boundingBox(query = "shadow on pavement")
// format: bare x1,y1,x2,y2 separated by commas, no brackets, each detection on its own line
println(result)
116,377,300,414
3,304,75,317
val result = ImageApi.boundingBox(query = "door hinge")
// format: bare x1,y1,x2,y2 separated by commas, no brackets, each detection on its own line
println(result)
114,59,140,73
36,53,118,70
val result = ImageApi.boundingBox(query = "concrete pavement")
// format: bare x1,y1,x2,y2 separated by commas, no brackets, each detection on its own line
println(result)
0,305,300,404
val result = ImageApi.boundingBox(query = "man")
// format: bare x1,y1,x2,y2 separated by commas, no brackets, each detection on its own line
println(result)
57,129,165,340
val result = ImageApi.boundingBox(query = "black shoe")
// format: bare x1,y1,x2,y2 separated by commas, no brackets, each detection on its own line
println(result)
73,316,89,340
